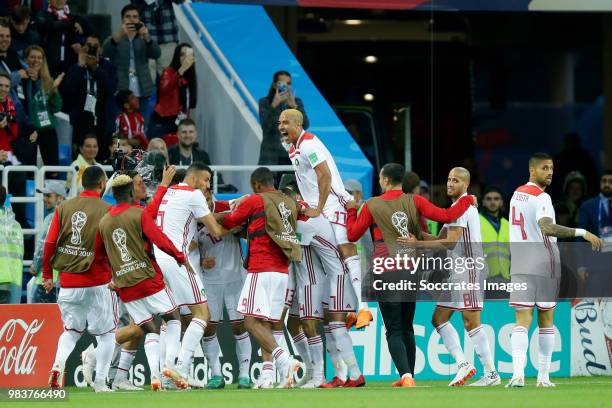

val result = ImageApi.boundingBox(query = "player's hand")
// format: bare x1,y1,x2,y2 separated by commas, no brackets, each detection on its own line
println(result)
303,207,321,218
397,234,417,246
183,261,196,275
585,231,603,251
160,165,177,187
42,278,54,293
108,281,118,292
470,194,479,208
230,226,243,235
188,240,198,252
345,200,359,210
29,265,37,276
231,195,250,210
201,256,216,269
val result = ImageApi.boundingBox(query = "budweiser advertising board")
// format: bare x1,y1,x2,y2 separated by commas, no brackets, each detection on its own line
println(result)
0,304,64,387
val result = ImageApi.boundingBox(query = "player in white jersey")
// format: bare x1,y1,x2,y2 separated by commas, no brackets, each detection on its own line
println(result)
198,188,252,389
506,153,601,388
154,162,228,388
279,108,372,331
281,183,364,388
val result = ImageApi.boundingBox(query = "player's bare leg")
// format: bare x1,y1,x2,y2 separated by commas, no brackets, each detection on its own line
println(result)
507,308,533,388
301,318,325,388
338,243,372,329
244,316,299,389
536,309,556,387
231,321,252,389
322,311,364,388
202,322,225,389
460,311,500,387
286,314,313,386
433,307,475,386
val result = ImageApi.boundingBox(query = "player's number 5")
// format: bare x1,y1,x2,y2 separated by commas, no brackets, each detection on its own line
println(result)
511,207,527,240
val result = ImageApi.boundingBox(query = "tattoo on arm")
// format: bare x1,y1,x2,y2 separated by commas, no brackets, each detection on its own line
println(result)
538,217,575,238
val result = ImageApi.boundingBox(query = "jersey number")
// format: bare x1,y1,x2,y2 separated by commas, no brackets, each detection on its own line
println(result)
334,211,347,225
511,207,527,240
207,233,222,245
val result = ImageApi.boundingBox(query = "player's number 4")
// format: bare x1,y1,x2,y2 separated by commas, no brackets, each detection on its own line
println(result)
511,207,527,240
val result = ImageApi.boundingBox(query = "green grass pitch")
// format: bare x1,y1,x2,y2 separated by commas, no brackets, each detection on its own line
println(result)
8,377,612,408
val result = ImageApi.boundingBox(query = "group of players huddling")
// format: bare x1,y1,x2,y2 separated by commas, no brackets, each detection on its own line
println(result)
41,108,603,392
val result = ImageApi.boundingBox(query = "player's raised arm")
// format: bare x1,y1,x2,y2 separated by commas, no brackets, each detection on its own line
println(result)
537,217,602,250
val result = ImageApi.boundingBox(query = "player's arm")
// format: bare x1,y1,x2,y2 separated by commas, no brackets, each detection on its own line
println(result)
538,217,602,250
222,195,257,230
313,161,332,215
398,226,462,250
346,201,374,242
199,214,228,238
143,165,175,218
413,194,476,223
141,211,186,264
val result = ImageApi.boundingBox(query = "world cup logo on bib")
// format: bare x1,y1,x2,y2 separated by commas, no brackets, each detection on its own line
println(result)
391,211,410,237
70,211,87,245
112,228,132,262
278,202,294,234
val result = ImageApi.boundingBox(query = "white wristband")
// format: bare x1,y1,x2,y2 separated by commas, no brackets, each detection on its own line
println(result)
574,228,587,238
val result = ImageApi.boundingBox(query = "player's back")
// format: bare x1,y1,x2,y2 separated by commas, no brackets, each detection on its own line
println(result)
509,182,560,277
155,184,209,258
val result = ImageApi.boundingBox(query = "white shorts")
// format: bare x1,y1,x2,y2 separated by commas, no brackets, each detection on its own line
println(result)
328,273,357,313
310,235,346,276
124,287,178,326
57,283,118,335
238,272,288,322
509,274,559,310
286,264,299,316
295,247,326,320
436,271,484,311
204,280,244,323
157,257,207,307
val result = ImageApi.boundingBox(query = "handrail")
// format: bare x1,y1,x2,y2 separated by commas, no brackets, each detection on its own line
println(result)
180,1,259,115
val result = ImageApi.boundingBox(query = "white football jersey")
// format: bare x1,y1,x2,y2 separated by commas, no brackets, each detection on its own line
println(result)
441,193,485,277
198,203,245,285
288,131,352,224
154,183,210,260
509,182,560,277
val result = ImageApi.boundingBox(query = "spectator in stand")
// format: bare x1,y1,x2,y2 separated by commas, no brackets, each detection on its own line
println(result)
131,0,184,77
103,4,161,118
258,70,309,165
0,72,20,165
167,118,210,166
147,136,169,164
64,34,118,154
9,6,40,59
66,134,103,193
149,43,197,139
36,0,92,77
0,185,24,304
0,20,25,91
18,45,63,169
552,132,599,201
554,171,587,232
401,170,432,233
479,186,510,284
30,180,65,303
115,89,148,149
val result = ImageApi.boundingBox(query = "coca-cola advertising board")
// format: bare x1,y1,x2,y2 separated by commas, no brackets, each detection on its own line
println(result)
0,304,64,387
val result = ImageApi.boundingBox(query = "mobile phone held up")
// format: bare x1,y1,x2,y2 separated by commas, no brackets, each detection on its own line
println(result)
130,22,144,31
278,81,288,94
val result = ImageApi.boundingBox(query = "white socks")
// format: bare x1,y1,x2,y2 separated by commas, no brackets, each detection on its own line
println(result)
53,330,81,371
291,332,312,372
144,333,160,380
176,318,207,377
234,332,251,379
324,324,347,381
164,320,181,370
329,322,361,380
436,322,466,365
272,346,291,374
159,325,167,372
511,326,529,379
202,334,221,377
94,332,115,386
468,326,495,372
538,327,555,382
307,335,324,382
344,255,362,305
114,349,137,383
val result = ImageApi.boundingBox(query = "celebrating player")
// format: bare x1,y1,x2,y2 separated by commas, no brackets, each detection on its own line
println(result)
99,175,188,391
198,186,252,390
507,153,602,388
43,166,117,392
219,167,301,389
349,163,477,388
154,162,228,388
279,108,372,329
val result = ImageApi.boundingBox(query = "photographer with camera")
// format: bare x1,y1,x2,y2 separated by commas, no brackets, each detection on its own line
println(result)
258,70,309,165
36,0,92,77
65,34,117,156
103,4,161,119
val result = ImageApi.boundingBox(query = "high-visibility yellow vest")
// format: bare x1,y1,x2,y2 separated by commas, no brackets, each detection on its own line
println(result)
479,214,510,280
0,210,24,286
